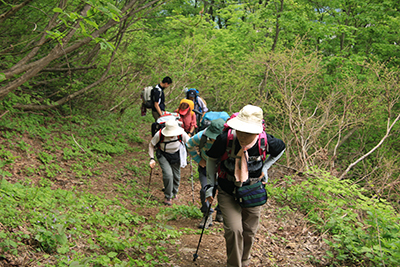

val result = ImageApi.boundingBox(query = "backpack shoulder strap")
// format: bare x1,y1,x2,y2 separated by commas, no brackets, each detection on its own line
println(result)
258,131,268,161
151,85,162,101
178,134,183,144
156,129,164,148
198,132,208,152
226,129,237,159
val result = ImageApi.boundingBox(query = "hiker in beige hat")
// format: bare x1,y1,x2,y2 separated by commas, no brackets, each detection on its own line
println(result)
149,119,190,205
205,105,286,267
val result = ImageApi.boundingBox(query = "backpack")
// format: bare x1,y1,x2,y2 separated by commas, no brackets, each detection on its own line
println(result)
199,111,230,131
186,88,207,113
141,86,154,109
217,128,268,179
155,128,184,164
156,129,183,149
151,112,181,137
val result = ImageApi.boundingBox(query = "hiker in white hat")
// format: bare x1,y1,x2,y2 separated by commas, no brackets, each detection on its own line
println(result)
205,105,286,267
149,119,190,205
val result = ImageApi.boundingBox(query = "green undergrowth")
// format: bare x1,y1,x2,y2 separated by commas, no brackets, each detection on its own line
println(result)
0,178,191,266
268,168,400,266
0,107,150,180
0,107,204,266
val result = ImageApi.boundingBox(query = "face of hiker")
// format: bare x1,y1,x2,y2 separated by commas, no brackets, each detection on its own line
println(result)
161,82,171,88
180,103,189,110
236,131,258,147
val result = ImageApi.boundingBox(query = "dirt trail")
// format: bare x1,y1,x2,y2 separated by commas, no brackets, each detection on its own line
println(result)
2,127,331,267
128,131,331,266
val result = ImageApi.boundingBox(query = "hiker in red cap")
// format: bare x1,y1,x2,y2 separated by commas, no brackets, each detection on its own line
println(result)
175,99,197,137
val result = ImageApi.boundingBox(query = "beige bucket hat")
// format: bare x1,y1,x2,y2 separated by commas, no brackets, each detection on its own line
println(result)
226,105,263,134
161,119,185,137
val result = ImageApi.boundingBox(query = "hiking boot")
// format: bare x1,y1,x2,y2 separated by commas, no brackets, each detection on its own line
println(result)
198,215,213,229
216,213,223,222
163,198,172,206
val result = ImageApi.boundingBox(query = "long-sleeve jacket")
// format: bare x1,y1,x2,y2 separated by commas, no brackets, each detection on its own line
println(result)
185,130,214,164
205,131,285,198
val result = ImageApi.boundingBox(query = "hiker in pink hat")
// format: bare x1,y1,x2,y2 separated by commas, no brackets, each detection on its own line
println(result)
175,98,197,137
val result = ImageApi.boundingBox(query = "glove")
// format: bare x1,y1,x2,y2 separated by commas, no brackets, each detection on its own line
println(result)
150,159,156,169
205,186,214,199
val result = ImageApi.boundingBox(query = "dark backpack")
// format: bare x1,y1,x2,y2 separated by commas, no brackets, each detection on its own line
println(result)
149,85,162,108
217,128,268,179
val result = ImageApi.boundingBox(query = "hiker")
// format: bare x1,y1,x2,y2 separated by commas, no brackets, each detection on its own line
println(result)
175,98,197,137
186,88,208,124
151,76,173,121
205,105,286,267
149,119,190,205
186,118,225,229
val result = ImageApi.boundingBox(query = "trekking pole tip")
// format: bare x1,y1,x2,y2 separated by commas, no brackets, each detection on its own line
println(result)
193,253,198,261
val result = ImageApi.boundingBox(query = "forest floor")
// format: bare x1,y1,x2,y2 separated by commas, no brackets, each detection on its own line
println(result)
1,123,332,267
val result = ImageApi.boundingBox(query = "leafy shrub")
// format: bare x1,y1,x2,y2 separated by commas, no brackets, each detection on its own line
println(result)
269,168,400,266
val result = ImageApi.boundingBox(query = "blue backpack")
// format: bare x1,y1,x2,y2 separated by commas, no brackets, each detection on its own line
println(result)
199,111,230,131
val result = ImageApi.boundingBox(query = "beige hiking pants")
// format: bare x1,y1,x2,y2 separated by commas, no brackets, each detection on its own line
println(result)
217,187,262,267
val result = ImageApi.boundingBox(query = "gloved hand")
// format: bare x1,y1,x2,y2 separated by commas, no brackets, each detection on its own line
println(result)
150,159,156,169
205,186,214,201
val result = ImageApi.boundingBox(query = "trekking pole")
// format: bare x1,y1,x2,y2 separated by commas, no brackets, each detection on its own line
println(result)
190,158,194,204
193,184,217,262
147,168,153,194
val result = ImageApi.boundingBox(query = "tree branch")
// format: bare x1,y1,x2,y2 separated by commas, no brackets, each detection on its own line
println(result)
12,75,114,111
339,113,400,180
0,0,35,24
41,66,97,72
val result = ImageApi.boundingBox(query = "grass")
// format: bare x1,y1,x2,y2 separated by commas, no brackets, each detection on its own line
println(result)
0,107,197,266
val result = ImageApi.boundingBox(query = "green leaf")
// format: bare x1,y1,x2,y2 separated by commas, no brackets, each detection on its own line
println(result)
107,251,118,258
79,21,86,34
53,8,63,13
57,245,69,254
55,234,67,245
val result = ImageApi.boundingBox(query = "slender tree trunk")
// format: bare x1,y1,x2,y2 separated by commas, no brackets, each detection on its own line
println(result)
271,0,284,52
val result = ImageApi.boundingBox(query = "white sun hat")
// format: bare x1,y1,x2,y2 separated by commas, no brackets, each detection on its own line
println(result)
226,105,263,134
161,119,185,137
